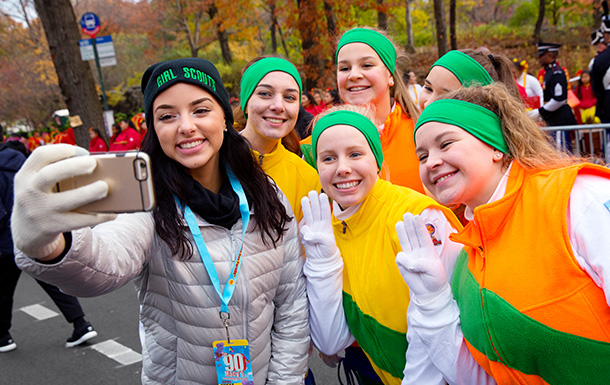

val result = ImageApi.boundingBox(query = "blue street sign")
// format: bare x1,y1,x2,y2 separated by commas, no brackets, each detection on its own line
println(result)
80,12,100,37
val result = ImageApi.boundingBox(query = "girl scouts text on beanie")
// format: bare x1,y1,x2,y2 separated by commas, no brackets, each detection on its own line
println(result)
156,67,217,91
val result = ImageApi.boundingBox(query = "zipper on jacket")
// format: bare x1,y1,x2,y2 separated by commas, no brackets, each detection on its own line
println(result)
230,231,237,261
258,154,264,166
478,246,485,271
342,221,347,234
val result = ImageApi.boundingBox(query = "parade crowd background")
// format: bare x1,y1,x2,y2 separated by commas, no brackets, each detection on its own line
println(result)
3,0,610,384
0,0,607,143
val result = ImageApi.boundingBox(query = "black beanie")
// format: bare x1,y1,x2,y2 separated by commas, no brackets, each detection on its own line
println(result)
141,57,234,130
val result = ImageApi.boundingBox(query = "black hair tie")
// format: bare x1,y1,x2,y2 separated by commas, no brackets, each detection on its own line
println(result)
488,54,498,67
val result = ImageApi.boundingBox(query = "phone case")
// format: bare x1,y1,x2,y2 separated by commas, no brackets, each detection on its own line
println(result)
55,151,156,213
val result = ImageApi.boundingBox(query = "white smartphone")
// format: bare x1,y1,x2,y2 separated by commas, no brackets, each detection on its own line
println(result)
54,151,156,213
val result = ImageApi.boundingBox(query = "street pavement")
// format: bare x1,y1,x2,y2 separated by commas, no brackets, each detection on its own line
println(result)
1,273,340,384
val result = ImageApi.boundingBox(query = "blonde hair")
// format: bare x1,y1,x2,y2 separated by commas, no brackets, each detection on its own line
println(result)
437,84,580,170
336,27,420,122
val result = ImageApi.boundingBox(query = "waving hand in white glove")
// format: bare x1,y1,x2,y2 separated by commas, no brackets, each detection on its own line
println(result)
11,144,117,259
395,212,449,301
300,191,338,260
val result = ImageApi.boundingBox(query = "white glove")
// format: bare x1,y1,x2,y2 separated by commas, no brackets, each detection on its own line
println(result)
395,212,449,301
527,108,541,121
11,144,117,259
300,191,338,260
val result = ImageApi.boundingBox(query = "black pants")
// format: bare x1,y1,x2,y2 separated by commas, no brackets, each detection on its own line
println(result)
339,346,383,385
0,254,85,335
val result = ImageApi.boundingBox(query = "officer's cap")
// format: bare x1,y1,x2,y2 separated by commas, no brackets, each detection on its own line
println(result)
536,42,561,56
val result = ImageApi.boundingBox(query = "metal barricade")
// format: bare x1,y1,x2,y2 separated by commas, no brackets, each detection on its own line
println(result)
541,123,610,162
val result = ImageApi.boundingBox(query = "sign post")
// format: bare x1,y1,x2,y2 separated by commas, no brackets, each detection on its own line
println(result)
80,12,109,111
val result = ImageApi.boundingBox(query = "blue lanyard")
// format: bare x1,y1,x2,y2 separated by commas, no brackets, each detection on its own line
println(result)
177,165,250,327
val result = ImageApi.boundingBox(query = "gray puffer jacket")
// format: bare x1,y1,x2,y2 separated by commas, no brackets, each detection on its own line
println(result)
16,199,309,384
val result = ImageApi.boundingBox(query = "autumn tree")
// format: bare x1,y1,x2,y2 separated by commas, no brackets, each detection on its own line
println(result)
32,0,105,146
207,2,231,64
0,12,61,128
267,0,292,58
324,0,338,37
533,0,545,42
434,0,448,56
152,0,262,64
297,0,332,88
378,0,389,30
449,0,457,50
166,0,216,58
404,0,416,53
269,0,279,54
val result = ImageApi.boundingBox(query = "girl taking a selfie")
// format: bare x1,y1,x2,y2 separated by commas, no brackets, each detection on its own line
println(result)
12,58,309,384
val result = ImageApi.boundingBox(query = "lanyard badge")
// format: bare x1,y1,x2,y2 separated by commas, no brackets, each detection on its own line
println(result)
213,339,254,384
177,164,253,384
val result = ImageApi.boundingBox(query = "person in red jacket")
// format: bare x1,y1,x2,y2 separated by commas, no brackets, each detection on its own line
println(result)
574,70,599,124
138,120,148,142
27,131,45,152
109,123,120,146
109,118,141,151
88,128,108,153
302,91,322,116
51,126,76,145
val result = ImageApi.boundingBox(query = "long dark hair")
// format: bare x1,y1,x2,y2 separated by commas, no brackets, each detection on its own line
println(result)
141,108,291,260
325,88,342,105
303,91,317,106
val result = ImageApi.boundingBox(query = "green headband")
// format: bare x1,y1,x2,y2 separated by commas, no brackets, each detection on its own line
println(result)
240,57,303,118
336,28,396,74
431,51,494,87
414,99,509,153
312,110,383,170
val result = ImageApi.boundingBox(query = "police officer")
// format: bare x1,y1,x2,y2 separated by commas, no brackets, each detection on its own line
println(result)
529,42,576,152
592,8,610,161
588,30,606,75
592,19,610,123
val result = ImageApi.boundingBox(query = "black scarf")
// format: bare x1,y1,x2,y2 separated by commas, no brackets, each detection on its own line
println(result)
186,174,241,230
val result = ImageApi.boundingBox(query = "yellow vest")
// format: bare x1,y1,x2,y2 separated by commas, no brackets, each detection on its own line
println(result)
253,142,321,222
335,178,461,384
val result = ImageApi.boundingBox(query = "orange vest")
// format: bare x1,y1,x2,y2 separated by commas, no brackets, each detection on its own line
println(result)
379,104,424,194
450,162,610,385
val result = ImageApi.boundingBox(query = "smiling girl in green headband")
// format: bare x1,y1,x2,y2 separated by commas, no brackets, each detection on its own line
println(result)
236,56,321,223
418,49,520,110
300,106,462,385
398,83,610,384
333,27,426,195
